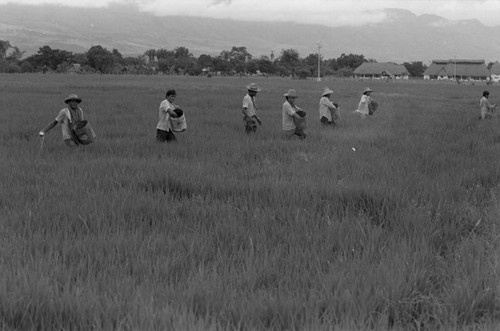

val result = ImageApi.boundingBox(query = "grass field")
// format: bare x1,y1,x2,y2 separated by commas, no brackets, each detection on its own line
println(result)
1,73,500,330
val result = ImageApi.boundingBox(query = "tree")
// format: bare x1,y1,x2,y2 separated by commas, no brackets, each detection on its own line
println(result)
212,56,230,74
175,57,196,74
0,59,9,72
174,46,192,59
326,58,339,71
157,58,170,74
403,61,427,78
255,56,275,75
112,49,124,65
304,53,320,77
336,53,366,69
0,40,12,59
123,56,143,66
278,48,301,77
197,54,213,69
246,60,259,74
144,49,156,64
218,46,252,74
155,49,175,73
5,46,24,62
86,45,114,73
23,46,73,71
156,49,174,60
21,61,34,73
73,53,87,65
216,48,254,74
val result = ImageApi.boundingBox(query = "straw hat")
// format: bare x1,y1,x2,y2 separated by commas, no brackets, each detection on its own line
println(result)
363,87,373,94
64,94,82,104
246,83,261,92
284,89,299,98
322,87,334,97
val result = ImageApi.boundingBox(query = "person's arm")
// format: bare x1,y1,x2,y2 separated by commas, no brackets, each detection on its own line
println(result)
242,95,252,118
242,106,251,118
291,106,302,119
489,100,497,110
39,120,58,136
284,102,301,119
167,107,178,117
161,102,177,118
323,98,337,110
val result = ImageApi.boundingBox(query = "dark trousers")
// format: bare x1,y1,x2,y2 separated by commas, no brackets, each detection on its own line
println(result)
321,116,336,126
156,129,176,143
244,117,257,133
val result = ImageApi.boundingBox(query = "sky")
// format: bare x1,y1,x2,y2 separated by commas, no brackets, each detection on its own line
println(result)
1,0,500,27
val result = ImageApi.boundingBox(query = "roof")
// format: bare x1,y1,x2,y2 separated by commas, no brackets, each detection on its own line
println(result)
423,59,490,77
490,62,500,75
353,62,409,76
432,59,485,65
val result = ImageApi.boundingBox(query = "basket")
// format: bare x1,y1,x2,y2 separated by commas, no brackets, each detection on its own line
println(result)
170,112,187,132
73,120,96,145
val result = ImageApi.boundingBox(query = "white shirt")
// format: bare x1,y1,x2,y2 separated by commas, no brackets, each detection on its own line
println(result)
242,94,257,117
55,107,83,140
156,99,175,131
356,94,372,115
319,96,337,120
282,101,297,131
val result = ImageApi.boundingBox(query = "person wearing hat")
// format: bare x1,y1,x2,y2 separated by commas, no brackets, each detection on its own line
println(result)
479,90,497,119
319,87,339,127
282,89,306,139
156,89,181,143
39,94,86,147
355,87,374,118
242,83,262,133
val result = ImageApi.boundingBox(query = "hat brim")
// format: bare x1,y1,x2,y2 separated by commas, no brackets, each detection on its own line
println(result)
65,98,82,103
247,85,261,92
284,94,298,98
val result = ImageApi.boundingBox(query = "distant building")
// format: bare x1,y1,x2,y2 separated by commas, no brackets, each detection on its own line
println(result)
490,61,500,82
423,59,490,81
353,62,410,79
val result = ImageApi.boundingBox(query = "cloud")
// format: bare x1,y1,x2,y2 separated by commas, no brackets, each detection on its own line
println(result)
210,0,232,4
137,0,389,27
0,0,114,7
1,0,499,27
135,0,500,27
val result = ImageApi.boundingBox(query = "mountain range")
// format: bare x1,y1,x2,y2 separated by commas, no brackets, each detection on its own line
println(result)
1,3,500,64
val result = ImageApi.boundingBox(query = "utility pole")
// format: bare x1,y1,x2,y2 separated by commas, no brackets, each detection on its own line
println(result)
317,42,324,82
454,56,456,81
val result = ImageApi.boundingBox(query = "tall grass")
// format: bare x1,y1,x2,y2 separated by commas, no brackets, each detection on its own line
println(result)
1,73,500,330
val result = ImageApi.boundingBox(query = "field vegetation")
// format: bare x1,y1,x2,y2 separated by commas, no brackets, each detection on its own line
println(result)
1,73,500,330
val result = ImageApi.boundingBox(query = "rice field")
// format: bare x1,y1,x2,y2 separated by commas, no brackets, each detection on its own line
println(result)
1,73,500,330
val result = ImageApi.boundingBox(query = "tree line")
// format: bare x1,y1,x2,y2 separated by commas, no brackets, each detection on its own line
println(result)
0,40,428,78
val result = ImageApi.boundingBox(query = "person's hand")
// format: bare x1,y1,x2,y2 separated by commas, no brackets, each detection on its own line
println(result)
39,131,45,137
